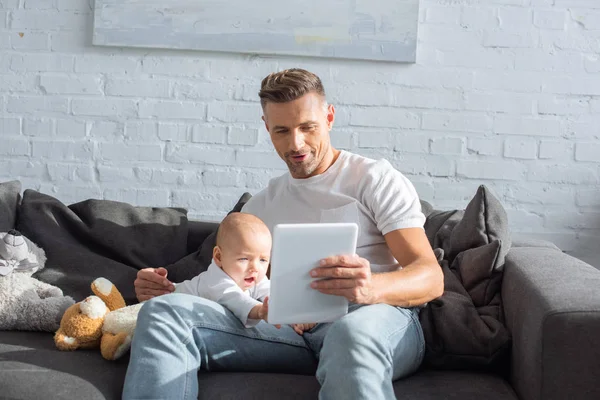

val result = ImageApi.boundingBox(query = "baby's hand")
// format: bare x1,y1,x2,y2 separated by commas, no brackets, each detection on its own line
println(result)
260,297,281,329
291,323,316,335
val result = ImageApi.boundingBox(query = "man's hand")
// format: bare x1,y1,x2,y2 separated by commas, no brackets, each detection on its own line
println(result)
134,267,175,302
291,323,316,335
309,254,378,304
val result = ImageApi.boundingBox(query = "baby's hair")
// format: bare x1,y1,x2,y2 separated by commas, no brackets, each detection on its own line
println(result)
216,212,270,249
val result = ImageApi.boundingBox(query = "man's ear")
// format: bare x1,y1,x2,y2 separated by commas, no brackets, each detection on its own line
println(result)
213,246,223,267
262,115,269,133
326,104,335,130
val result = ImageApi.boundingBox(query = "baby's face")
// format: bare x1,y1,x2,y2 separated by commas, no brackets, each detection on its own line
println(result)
217,229,271,290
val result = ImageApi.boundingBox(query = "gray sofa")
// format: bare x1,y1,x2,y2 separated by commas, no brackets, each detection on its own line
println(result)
1,181,600,400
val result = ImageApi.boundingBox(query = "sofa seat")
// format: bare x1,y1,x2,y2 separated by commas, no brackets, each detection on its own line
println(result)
0,331,518,400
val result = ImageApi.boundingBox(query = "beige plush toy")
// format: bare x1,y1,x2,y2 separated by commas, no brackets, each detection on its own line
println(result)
54,277,144,360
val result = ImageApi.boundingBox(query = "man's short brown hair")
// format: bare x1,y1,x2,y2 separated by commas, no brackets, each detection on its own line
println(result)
258,68,325,109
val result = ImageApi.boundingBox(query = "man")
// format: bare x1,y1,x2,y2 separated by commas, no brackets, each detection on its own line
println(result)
123,69,443,400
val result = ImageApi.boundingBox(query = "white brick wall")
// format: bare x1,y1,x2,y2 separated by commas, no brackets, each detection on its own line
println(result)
1,0,600,253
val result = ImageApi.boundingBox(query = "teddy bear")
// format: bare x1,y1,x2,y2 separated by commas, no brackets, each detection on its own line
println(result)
54,277,144,360
0,229,75,332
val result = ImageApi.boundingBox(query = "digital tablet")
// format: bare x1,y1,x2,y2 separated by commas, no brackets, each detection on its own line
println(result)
267,222,359,325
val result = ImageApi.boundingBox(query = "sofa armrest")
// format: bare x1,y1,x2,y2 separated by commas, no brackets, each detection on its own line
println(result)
502,247,600,400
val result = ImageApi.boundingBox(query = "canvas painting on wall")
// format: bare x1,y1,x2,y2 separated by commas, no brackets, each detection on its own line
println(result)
92,0,419,63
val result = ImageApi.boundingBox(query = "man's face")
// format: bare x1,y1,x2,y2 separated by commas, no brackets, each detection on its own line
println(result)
262,92,335,179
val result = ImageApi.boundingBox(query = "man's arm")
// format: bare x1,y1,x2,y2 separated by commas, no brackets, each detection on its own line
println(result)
310,228,443,308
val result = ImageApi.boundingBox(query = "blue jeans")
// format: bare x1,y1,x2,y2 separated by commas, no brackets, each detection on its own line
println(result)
122,293,425,400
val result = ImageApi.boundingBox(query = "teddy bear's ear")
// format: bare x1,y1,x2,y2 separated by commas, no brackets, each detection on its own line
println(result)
91,278,126,311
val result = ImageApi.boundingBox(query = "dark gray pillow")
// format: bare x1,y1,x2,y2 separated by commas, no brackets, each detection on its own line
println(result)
419,185,512,373
166,192,253,283
0,180,21,231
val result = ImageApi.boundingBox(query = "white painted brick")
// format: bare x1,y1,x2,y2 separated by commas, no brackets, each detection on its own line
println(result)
158,123,189,142
539,140,575,159
419,26,482,51
133,168,187,185
24,0,56,9
544,77,600,96
527,164,598,184
238,84,261,102
504,210,544,231
467,137,504,156
0,51,9,72
411,179,434,203
47,162,93,182
0,0,19,8
97,166,135,182
515,49,583,72
0,160,45,178
0,138,29,156
98,143,162,162
350,107,420,129
0,117,20,135
461,7,498,30
439,48,514,69
570,9,600,30
422,112,492,133
566,117,600,138
50,31,85,51
389,88,463,110
539,30,599,54
576,189,600,207
56,118,86,138
555,0,599,7
10,53,73,72
210,58,278,83
330,129,354,150
10,32,48,50
72,98,138,117
89,121,123,139
465,92,533,114
585,56,600,73
538,96,590,115
236,150,284,169
575,142,600,162
139,100,205,120
483,31,535,48
533,10,566,30
7,95,68,114
329,83,392,106
430,137,465,155
504,138,538,159
57,0,92,11
125,121,158,142
0,74,37,92
395,133,430,154
358,131,392,148
228,127,258,146
592,99,600,113
11,10,86,30
498,8,532,30
203,169,239,187
474,71,543,92
433,181,497,203
457,160,526,180
75,55,140,74
375,67,474,90
104,189,169,208
241,170,284,190
425,6,461,24
393,154,455,177
33,140,92,160
166,143,235,165
208,102,260,123
192,125,227,144
0,10,6,29
23,118,53,137
106,78,170,98
494,116,562,137
173,80,234,101
142,56,209,78
40,74,102,95
544,212,600,230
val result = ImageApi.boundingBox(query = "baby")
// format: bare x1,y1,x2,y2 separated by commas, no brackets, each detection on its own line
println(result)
175,212,314,334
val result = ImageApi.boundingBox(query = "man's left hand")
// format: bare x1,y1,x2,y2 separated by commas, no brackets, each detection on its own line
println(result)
309,254,377,304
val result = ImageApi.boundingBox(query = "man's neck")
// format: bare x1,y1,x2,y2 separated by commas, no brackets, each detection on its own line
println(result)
313,148,341,177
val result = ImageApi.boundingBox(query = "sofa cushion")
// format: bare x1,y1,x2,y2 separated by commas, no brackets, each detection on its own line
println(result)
16,190,188,304
0,329,519,400
0,180,21,231
419,185,512,372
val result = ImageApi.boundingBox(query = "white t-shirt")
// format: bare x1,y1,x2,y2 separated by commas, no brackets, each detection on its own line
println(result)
174,262,270,327
241,150,426,273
